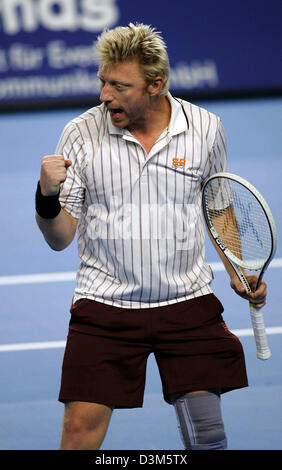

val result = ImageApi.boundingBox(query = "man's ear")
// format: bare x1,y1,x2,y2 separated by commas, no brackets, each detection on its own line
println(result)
147,76,164,96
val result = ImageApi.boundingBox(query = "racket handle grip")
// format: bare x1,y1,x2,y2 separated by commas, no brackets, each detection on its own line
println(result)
249,304,271,360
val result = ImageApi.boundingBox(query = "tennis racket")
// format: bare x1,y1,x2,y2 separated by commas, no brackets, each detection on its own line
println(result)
202,172,277,360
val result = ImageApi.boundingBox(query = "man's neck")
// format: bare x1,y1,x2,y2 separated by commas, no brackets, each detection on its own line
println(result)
128,95,171,138
127,96,171,154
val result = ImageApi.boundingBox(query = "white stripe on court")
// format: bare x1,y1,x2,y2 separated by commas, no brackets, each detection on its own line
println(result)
0,271,76,286
232,326,282,337
0,327,282,352
0,258,281,287
0,341,66,352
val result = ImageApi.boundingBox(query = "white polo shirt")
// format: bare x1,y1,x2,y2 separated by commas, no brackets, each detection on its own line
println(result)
57,93,226,308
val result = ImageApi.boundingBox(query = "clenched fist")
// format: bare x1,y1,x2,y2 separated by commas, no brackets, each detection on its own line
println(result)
40,155,72,196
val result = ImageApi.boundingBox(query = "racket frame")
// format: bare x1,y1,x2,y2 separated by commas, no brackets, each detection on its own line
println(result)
202,172,277,360
202,172,277,289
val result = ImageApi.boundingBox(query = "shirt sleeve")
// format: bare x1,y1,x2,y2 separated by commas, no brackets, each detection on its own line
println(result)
202,117,227,182
55,122,86,219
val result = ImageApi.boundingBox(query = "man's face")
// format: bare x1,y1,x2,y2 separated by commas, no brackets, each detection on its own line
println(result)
98,58,151,131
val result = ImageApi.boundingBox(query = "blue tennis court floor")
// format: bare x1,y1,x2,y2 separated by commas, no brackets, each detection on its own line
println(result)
0,96,281,450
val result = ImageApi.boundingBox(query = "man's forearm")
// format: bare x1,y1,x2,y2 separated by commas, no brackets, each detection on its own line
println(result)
209,205,244,282
209,235,239,282
36,208,77,251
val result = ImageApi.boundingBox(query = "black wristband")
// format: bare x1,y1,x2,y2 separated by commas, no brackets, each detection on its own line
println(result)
35,181,61,219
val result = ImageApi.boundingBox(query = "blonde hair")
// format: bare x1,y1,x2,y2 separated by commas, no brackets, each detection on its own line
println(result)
94,22,170,96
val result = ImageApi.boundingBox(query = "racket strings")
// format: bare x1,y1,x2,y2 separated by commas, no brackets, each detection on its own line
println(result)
204,179,272,267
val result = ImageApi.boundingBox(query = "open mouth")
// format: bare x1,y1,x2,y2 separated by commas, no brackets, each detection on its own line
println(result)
109,108,124,120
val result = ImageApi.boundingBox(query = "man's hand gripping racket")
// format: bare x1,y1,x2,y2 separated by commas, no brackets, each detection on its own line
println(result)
202,172,277,360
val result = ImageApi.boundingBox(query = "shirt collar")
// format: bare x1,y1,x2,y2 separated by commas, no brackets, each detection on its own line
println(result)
167,93,189,136
106,92,189,137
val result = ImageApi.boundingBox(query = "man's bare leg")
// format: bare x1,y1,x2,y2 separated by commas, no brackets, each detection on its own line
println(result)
59,401,113,450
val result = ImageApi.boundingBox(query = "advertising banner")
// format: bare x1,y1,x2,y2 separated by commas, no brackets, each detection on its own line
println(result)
0,0,281,110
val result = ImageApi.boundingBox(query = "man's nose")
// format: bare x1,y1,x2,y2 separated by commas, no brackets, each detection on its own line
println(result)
100,82,113,103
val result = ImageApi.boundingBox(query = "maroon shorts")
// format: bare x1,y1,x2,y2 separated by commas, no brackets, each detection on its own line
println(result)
58,294,248,408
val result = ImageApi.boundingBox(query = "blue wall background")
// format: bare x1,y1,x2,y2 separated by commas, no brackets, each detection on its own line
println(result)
0,0,281,109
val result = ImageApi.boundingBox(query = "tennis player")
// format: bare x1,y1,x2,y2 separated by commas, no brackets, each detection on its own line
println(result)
35,23,267,450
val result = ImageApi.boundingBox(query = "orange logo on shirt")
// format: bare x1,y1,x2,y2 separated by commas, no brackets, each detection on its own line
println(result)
172,158,186,169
